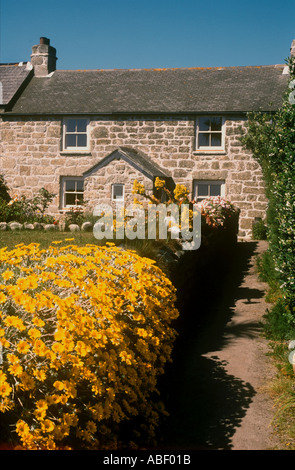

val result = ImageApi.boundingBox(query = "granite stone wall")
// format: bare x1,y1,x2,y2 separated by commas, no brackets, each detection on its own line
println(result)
0,114,267,239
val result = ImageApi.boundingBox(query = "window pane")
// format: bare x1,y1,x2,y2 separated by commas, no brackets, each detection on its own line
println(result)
76,180,84,192
210,184,221,196
66,119,76,133
113,184,124,199
66,180,76,192
199,117,210,131
65,193,76,205
76,119,87,132
76,194,84,204
77,134,87,147
198,184,209,197
198,133,209,147
211,117,222,131
66,134,77,148
211,133,222,146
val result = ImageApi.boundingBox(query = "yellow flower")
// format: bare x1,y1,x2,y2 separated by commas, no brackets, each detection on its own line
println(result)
54,328,66,341
32,317,45,328
63,380,77,399
17,340,30,354
7,353,20,364
54,424,70,440
0,292,7,303
16,420,30,437
8,363,23,377
2,270,14,281
173,183,189,201
19,372,35,391
16,274,38,290
119,351,133,365
33,369,47,382
51,342,65,354
33,339,47,357
35,399,48,411
63,413,78,427
4,315,26,331
0,242,178,449
34,408,47,421
76,340,90,357
154,177,166,189
136,328,149,338
0,397,14,412
28,328,42,340
53,380,64,391
0,381,12,397
132,179,145,195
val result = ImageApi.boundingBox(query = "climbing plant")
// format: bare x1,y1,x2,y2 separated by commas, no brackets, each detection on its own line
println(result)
242,56,295,335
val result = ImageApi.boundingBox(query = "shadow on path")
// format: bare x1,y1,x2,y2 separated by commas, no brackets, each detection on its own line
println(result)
156,241,263,450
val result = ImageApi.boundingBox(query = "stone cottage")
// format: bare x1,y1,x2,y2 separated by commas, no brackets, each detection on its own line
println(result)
0,37,293,238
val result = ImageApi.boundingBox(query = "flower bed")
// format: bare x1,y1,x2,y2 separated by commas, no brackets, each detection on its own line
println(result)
0,242,178,450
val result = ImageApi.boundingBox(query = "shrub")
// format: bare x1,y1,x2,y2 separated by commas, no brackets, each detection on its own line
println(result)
242,56,295,332
132,178,239,241
0,175,11,203
0,242,178,450
0,187,55,223
252,218,267,240
197,196,239,228
63,206,85,229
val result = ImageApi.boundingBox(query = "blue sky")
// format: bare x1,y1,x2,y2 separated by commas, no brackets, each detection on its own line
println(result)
0,0,295,70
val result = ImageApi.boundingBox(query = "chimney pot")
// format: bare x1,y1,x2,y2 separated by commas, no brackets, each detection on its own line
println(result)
40,37,50,45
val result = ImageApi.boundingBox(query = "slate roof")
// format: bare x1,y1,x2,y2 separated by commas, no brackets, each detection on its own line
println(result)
83,147,170,179
0,64,32,106
6,64,289,115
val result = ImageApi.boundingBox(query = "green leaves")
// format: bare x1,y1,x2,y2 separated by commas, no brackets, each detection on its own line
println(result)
242,61,295,317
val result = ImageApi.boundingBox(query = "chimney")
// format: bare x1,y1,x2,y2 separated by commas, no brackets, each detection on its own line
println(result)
31,37,57,77
290,39,295,58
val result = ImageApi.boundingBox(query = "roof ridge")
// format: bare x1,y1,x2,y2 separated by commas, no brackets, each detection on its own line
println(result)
56,64,284,73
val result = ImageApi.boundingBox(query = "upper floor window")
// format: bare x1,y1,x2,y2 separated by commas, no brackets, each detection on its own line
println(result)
196,116,225,150
63,118,89,150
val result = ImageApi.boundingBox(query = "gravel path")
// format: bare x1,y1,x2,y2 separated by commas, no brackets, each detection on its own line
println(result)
158,241,281,450
201,241,279,450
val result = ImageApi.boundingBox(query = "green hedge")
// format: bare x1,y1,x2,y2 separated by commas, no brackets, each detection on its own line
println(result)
242,56,295,338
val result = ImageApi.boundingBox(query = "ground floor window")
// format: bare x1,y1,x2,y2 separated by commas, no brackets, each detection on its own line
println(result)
61,177,84,208
112,183,124,202
193,180,225,202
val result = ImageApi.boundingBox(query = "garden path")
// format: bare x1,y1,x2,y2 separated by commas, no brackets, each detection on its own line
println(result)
157,240,282,450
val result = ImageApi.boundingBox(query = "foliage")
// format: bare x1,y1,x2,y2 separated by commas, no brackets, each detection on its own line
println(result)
0,187,56,224
0,241,178,449
197,196,239,228
252,218,267,240
132,178,239,234
242,56,295,332
0,175,11,203
63,206,85,228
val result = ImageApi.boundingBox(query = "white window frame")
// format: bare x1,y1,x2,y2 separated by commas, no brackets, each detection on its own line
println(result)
193,180,225,202
63,118,89,151
196,116,225,150
61,176,84,209
112,183,125,202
